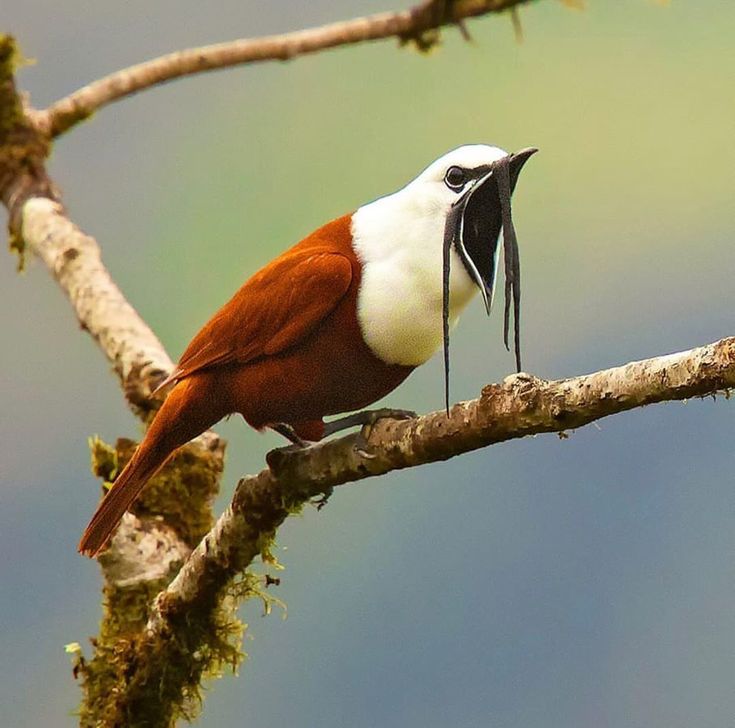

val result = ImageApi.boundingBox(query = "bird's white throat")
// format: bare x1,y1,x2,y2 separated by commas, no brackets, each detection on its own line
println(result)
351,144,510,367
351,192,479,367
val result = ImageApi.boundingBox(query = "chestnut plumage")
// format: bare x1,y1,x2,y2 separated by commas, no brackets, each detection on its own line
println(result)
79,144,535,557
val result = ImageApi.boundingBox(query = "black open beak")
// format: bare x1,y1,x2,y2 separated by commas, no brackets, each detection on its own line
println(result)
441,147,537,413
453,147,537,312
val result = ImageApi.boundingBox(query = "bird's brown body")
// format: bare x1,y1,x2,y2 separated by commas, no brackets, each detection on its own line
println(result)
79,144,536,557
168,214,414,439
79,215,412,555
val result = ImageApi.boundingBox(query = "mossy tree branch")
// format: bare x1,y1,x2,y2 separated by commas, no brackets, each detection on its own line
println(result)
1,31,226,728
80,335,735,725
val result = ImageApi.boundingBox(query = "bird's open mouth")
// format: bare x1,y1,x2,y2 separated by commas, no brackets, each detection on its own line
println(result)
441,147,537,411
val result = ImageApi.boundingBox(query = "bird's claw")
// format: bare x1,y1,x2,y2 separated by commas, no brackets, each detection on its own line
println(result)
266,442,307,471
313,487,334,510
353,408,417,459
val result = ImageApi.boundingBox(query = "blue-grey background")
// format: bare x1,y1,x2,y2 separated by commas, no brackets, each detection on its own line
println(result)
2,2,734,726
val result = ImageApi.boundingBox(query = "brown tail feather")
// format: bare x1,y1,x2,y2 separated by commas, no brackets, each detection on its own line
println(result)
77,439,174,556
78,376,225,557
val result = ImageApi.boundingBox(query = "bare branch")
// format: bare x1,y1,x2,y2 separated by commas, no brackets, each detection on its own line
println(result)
37,0,538,138
21,198,173,413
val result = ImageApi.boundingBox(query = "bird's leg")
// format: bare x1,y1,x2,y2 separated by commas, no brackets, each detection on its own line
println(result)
323,408,417,459
267,424,335,506
322,408,417,436
270,422,309,448
267,409,416,470
265,423,312,473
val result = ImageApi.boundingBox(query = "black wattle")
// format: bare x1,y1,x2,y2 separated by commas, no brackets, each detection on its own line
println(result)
496,155,522,373
442,203,463,415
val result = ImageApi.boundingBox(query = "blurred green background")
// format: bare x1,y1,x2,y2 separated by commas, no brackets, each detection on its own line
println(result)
2,1,734,726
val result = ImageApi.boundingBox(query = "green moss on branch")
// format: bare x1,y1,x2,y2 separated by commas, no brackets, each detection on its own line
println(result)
0,35,55,268
77,435,248,726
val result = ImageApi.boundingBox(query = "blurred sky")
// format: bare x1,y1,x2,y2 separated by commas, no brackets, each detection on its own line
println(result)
1,1,734,726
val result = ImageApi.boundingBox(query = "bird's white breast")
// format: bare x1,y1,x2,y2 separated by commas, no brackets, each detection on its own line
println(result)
351,194,478,366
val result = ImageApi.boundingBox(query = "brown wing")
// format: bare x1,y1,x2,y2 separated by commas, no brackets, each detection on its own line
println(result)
158,250,353,388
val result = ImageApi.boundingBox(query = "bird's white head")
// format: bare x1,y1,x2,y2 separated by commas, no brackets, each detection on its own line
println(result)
402,144,512,214
352,144,536,376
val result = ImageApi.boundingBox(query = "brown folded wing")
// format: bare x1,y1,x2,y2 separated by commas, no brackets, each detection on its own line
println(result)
157,249,353,389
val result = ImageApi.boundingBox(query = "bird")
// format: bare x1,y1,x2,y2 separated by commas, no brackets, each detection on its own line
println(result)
78,144,536,557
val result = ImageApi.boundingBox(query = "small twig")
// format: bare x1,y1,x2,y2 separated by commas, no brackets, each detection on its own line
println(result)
37,0,537,138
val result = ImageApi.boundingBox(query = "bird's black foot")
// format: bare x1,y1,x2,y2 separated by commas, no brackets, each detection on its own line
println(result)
313,487,334,510
324,408,417,459
266,423,311,471
270,422,309,448
322,408,417,437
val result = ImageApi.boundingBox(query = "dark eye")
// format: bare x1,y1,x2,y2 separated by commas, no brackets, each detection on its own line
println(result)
444,166,467,191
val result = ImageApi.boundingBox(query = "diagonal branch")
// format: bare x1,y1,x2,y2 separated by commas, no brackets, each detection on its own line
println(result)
21,198,174,415
37,0,539,138
149,335,735,633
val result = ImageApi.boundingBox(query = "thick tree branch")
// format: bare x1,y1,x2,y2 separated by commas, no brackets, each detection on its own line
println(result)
2,38,228,724
37,0,538,138
149,336,735,628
